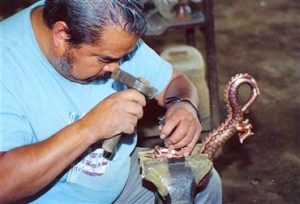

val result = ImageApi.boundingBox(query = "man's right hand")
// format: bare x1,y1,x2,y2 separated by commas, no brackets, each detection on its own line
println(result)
78,89,146,143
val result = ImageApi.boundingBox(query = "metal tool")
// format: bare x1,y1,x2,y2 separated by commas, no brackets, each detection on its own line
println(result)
139,145,212,204
102,69,158,160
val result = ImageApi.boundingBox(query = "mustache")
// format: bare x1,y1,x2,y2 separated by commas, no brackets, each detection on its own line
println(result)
81,72,112,83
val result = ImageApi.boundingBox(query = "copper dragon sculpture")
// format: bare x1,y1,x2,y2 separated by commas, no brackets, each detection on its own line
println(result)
149,73,260,160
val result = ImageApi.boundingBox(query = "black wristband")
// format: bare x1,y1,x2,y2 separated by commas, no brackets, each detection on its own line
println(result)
165,96,201,122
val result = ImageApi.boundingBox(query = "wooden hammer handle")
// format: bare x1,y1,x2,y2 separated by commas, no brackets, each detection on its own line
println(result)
102,134,122,160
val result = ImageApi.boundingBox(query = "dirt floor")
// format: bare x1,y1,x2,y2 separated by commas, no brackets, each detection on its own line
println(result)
1,0,300,203
213,1,300,203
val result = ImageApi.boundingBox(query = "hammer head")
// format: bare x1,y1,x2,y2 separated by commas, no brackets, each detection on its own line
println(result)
112,69,158,99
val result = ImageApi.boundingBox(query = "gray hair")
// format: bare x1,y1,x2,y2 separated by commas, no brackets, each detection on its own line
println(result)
43,0,147,46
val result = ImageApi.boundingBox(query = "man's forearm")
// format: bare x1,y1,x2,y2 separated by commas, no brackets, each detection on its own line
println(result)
163,73,199,107
154,68,199,110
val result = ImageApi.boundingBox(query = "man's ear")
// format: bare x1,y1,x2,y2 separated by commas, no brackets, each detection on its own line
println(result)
52,21,70,52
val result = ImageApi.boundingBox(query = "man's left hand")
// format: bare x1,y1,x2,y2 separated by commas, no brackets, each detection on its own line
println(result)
159,102,202,157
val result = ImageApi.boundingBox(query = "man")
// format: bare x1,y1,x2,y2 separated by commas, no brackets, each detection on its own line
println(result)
0,0,222,203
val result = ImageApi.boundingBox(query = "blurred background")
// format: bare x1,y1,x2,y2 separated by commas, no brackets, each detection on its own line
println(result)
1,0,299,203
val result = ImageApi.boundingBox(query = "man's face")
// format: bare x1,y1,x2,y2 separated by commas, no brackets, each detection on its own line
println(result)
54,26,139,84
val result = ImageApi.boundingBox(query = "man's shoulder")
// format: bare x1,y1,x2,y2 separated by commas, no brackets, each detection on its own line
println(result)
0,1,43,50
0,11,29,52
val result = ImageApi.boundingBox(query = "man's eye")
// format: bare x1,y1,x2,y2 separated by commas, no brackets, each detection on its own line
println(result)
97,58,110,63
97,57,120,64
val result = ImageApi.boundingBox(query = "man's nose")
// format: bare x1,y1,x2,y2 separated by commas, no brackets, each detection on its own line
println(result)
103,62,119,74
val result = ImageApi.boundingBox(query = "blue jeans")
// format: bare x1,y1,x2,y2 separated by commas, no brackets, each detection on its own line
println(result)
114,148,222,204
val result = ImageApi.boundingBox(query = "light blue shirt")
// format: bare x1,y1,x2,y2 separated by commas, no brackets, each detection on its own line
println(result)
0,1,172,203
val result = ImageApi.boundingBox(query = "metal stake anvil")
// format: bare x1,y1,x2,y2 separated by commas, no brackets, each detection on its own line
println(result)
139,144,212,204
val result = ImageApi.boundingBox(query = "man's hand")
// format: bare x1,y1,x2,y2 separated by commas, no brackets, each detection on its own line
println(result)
78,89,146,143
159,102,202,157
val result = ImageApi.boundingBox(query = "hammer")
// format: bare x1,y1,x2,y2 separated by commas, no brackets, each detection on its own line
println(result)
102,69,158,160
